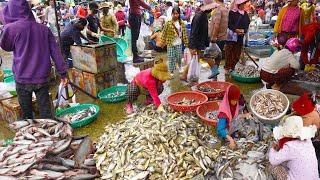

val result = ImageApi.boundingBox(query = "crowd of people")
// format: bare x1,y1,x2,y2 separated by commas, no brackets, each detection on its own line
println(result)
0,0,320,179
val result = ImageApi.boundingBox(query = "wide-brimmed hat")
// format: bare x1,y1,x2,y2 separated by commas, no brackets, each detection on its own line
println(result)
273,116,317,140
99,2,110,9
151,60,171,81
200,0,220,11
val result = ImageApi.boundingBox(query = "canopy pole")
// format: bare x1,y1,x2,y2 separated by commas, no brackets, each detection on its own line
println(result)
53,0,62,46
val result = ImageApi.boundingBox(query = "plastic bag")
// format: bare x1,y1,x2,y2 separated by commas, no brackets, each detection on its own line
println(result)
54,83,76,109
187,55,201,82
183,48,192,65
203,43,222,59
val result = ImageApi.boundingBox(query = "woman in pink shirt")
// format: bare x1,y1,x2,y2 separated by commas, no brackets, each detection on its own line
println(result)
125,60,171,114
274,0,305,46
268,116,319,180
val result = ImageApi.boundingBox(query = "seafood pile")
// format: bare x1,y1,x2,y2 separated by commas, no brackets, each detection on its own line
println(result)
235,65,260,77
0,119,98,179
252,92,286,119
211,139,270,179
205,111,218,120
294,69,320,83
60,107,96,122
198,86,221,93
176,98,200,105
104,91,126,98
94,106,220,179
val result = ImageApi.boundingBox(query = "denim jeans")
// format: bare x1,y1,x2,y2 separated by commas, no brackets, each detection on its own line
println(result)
16,82,53,119
129,13,142,58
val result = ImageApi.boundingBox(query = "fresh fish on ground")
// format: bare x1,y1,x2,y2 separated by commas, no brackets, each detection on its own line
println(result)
74,137,92,168
252,92,286,119
60,107,96,122
94,105,219,179
294,69,320,83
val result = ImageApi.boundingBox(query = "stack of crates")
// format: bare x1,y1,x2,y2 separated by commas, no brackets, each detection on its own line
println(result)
69,42,126,97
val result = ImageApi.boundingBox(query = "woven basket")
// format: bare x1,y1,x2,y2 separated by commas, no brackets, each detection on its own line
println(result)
195,81,233,98
196,101,220,126
98,86,127,103
167,91,208,112
231,71,261,83
56,104,100,129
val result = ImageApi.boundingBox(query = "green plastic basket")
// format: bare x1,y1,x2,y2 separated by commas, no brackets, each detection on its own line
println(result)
231,71,261,83
56,104,100,129
98,85,127,103
100,35,126,56
4,76,14,83
3,69,13,79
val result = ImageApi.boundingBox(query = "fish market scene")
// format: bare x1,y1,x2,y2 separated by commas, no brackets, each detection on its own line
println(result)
0,0,320,179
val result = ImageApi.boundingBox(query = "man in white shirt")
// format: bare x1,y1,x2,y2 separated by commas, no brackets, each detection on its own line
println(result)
45,0,59,36
165,1,173,21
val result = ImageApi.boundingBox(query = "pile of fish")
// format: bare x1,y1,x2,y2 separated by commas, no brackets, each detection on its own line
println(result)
235,65,260,77
294,69,320,83
205,111,218,120
104,91,126,98
211,139,271,180
94,106,220,179
60,107,96,122
176,98,200,106
198,86,221,93
0,119,99,179
252,92,286,119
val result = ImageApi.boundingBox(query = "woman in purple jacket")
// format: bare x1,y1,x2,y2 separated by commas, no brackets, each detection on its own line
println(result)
0,0,68,119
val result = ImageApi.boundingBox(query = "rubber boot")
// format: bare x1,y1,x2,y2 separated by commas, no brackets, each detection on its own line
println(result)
208,65,220,79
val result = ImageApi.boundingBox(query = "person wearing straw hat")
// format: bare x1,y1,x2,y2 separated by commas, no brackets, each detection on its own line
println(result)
268,116,318,180
125,59,172,114
100,2,118,37
292,92,320,174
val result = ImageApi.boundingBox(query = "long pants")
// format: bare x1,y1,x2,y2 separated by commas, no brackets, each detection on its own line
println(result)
224,42,243,70
118,25,126,37
313,141,320,176
260,67,295,87
129,13,142,58
16,82,53,119
215,40,226,66
167,45,182,72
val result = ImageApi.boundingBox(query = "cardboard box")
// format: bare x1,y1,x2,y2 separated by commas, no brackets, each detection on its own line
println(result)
68,68,85,89
115,62,126,83
0,94,54,123
133,59,155,71
71,43,117,74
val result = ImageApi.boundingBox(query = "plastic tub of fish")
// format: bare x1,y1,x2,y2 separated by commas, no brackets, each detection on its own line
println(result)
167,91,208,112
249,89,289,125
231,65,261,83
195,81,232,98
56,104,100,129
98,86,127,103
196,101,220,126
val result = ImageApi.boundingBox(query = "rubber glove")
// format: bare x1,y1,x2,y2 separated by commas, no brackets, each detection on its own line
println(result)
157,104,165,112
309,64,317,72
304,64,311,72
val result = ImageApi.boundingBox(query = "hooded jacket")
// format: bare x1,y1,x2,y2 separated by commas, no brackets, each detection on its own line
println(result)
0,0,67,84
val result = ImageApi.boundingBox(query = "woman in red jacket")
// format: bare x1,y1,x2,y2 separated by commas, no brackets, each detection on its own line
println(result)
115,4,126,37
